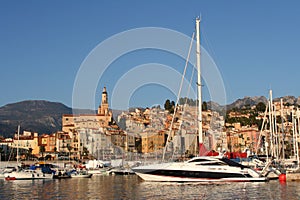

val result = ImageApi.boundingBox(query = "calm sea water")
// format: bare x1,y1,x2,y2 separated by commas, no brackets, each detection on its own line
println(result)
0,175,300,200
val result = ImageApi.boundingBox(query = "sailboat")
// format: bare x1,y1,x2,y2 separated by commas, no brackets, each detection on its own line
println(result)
4,126,53,180
132,18,268,182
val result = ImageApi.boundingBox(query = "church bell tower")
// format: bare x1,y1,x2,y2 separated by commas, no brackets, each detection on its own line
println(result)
98,87,109,115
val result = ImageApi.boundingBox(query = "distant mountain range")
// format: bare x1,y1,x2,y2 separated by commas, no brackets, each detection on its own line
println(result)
0,100,72,138
0,95,299,138
0,100,123,138
208,95,300,113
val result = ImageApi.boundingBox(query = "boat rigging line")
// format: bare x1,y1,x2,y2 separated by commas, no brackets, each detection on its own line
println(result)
162,32,195,161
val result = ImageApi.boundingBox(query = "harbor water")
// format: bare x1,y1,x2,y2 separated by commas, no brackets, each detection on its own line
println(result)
1,175,300,200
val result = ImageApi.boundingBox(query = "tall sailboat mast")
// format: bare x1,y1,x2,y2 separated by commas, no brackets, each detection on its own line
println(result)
196,18,204,154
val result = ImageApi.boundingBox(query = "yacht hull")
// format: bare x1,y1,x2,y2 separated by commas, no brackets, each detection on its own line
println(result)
135,172,267,182
133,157,268,182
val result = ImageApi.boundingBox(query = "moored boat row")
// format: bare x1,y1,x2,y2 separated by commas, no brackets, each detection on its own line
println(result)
0,159,139,180
1,165,95,180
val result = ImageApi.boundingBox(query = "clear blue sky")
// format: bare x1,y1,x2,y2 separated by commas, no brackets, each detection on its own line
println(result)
1,1,300,110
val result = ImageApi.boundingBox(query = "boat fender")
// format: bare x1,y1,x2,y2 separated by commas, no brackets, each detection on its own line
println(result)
279,174,286,182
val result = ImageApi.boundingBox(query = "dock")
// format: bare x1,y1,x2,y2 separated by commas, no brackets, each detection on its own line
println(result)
286,172,300,181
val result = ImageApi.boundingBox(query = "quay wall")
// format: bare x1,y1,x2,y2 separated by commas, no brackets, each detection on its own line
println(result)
287,173,300,181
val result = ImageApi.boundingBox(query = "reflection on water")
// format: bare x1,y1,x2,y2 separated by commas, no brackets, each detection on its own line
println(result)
1,175,300,200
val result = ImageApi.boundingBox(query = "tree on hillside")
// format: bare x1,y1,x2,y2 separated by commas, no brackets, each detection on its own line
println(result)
164,99,175,113
39,145,45,158
164,99,171,110
179,98,185,105
256,119,263,130
170,101,175,113
256,102,266,112
202,101,208,111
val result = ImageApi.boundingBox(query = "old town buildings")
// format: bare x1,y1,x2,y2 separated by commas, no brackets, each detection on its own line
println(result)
0,87,124,160
1,92,300,161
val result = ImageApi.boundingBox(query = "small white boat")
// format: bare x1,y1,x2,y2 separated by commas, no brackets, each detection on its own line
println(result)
0,167,16,178
70,170,92,178
4,126,54,180
4,169,53,180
